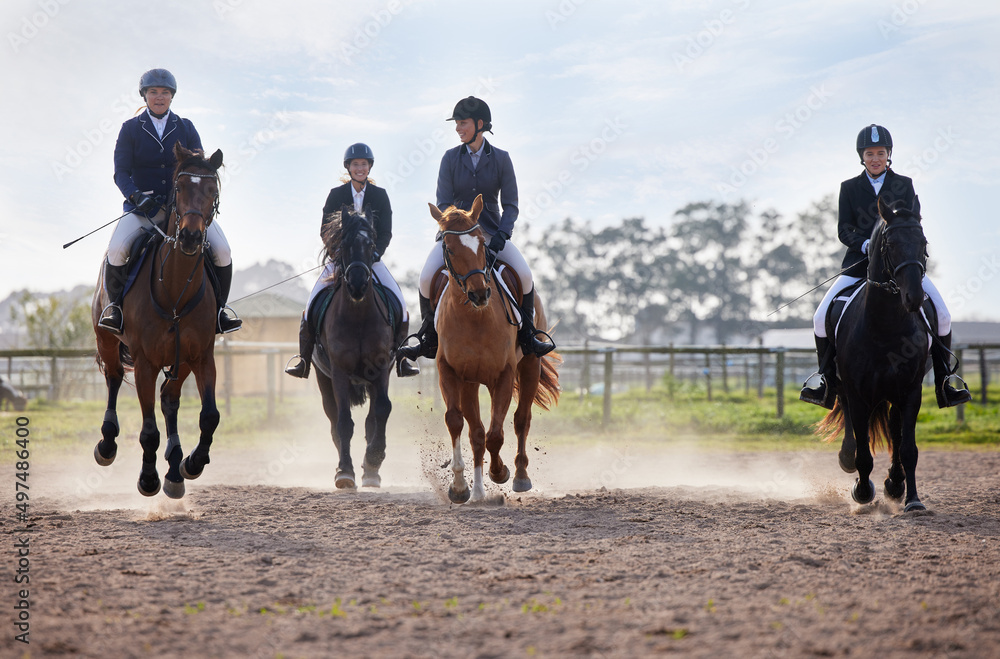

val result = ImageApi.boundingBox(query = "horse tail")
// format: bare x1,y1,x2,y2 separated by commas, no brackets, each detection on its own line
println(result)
534,350,563,411
350,383,368,407
814,398,844,443
868,402,890,454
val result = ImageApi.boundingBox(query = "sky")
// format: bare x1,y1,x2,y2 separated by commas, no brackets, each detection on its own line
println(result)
2,0,999,321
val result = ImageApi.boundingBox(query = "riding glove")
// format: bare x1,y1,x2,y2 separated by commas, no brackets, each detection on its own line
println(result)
130,191,156,213
488,232,508,255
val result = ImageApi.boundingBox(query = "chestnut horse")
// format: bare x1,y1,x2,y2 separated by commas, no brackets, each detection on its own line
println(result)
92,144,224,499
429,195,560,503
313,206,398,489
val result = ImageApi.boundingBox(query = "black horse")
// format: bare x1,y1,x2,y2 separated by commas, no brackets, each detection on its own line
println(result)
312,207,399,489
818,197,931,512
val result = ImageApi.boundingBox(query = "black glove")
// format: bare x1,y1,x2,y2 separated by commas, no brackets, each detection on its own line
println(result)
488,232,508,255
129,191,156,213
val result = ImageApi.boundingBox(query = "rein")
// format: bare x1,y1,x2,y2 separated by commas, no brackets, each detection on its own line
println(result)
335,222,393,327
439,223,493,298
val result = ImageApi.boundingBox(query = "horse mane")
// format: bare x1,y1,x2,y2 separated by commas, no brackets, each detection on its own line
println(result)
436,204,478,233
321,208,376,266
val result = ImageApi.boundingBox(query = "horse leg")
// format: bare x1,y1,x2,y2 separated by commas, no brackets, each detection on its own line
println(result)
362,371,391,488
511,357,541,493
439,360,470,504
95,361,124,467
485,367,516,487
181,360,218,481
848,399,875,505
330,373,357,489
460,381,488,502
838,401,857,474
159,366,191,499
884,404,906,501
134,363,162,497
898,390,925,512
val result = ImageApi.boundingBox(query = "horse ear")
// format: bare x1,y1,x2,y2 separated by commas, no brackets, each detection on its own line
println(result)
877,196,894,222
428,203,444,222
209,149,223,170
470,194,483,220
173,142,192,161
341,204,353,217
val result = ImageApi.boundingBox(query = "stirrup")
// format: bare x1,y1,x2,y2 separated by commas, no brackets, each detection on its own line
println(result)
217,306,242,334
98,303,124,334
284,355,310,379
937,374,971,408
521,328,556,357
396,355,419,377
799,373,835,409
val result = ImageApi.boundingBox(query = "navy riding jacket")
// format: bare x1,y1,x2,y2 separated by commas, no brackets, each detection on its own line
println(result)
436,140,518,239
322,182,393,257
113,110,203,216
838,168,918,278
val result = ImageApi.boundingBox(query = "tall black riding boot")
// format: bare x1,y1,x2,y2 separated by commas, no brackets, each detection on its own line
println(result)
799,334,837,409
517,289,555,357
397,294,437,361
932,332,972,408
98,260,127,334
213,263,242,334
394,315,419,377
284,314,315,379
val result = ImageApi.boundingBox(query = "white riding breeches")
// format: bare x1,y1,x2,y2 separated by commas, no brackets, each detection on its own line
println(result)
813,274,951,337
306,260,408,323
107,210,231,267
418,232,533,299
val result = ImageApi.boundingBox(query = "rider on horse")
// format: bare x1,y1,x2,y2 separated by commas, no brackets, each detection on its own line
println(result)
800,124,971,410
398,96,555,371
285,143,416,379
99,68,241,335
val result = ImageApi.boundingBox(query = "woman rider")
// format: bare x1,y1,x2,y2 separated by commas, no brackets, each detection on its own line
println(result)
285,143,416,378
800,124,971,409
397,96,554,369
100,68,241,335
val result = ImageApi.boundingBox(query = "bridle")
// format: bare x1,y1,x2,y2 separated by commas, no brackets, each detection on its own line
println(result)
867,220,927,295
438,223,493,298
341,222,374,290
168,169,220,252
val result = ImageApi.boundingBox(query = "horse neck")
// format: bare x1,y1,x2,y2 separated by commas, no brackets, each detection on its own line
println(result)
154,241,207,310
860,285,917,335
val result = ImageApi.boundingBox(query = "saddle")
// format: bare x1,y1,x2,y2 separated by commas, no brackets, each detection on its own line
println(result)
825,281,938,344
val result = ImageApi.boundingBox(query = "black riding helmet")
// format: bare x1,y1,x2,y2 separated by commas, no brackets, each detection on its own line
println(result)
139,68,177,97
857,124,892,166
344,143,374,169
448,96,493,144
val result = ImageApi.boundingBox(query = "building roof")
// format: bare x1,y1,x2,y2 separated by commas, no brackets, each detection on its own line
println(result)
230,292,304,319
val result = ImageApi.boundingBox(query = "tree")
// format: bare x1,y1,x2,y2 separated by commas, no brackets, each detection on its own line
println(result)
9,290,94,349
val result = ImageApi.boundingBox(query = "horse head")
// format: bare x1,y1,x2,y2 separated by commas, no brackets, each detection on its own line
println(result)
429,194,491,307
171,143,223,256
872,196,927,313
322,205,376,302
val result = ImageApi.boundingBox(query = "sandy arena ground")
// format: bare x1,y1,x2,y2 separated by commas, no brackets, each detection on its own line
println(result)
2,405,1000,658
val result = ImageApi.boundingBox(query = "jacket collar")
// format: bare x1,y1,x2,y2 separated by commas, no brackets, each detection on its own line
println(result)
461,139,493,173
138,110,178,146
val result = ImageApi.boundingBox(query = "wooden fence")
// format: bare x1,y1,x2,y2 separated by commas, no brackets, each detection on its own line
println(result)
3,343,998,426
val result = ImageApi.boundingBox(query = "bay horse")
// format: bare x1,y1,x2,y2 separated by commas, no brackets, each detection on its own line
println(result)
429,195,560,503
313,206,397,489
92,143,224,499
817,196,930,512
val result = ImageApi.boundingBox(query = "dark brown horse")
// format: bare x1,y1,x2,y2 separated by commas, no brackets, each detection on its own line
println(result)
92,144,224,499
429,195,560,503
817,197,929,511
313,206,398,489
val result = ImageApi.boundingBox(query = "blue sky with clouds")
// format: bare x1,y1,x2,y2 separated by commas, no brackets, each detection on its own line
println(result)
2,0,999,320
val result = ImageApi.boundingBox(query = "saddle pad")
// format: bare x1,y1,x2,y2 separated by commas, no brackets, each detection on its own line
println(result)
308,281,400,336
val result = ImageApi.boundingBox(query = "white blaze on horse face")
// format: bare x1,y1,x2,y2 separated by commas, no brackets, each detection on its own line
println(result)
458,233,481,255
189,176,201,185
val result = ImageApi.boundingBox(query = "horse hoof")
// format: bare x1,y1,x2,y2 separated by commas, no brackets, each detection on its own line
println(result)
335,471,356,489
448,485,471,504
512,477,533,493
180,456,203,480
904,499,926,512
838,451,856,474
162,478,185,499
137,475,161,497
94,442,116,467
851,478,875,505
490,465,510,485
361,473,381,488
884,478,905,500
